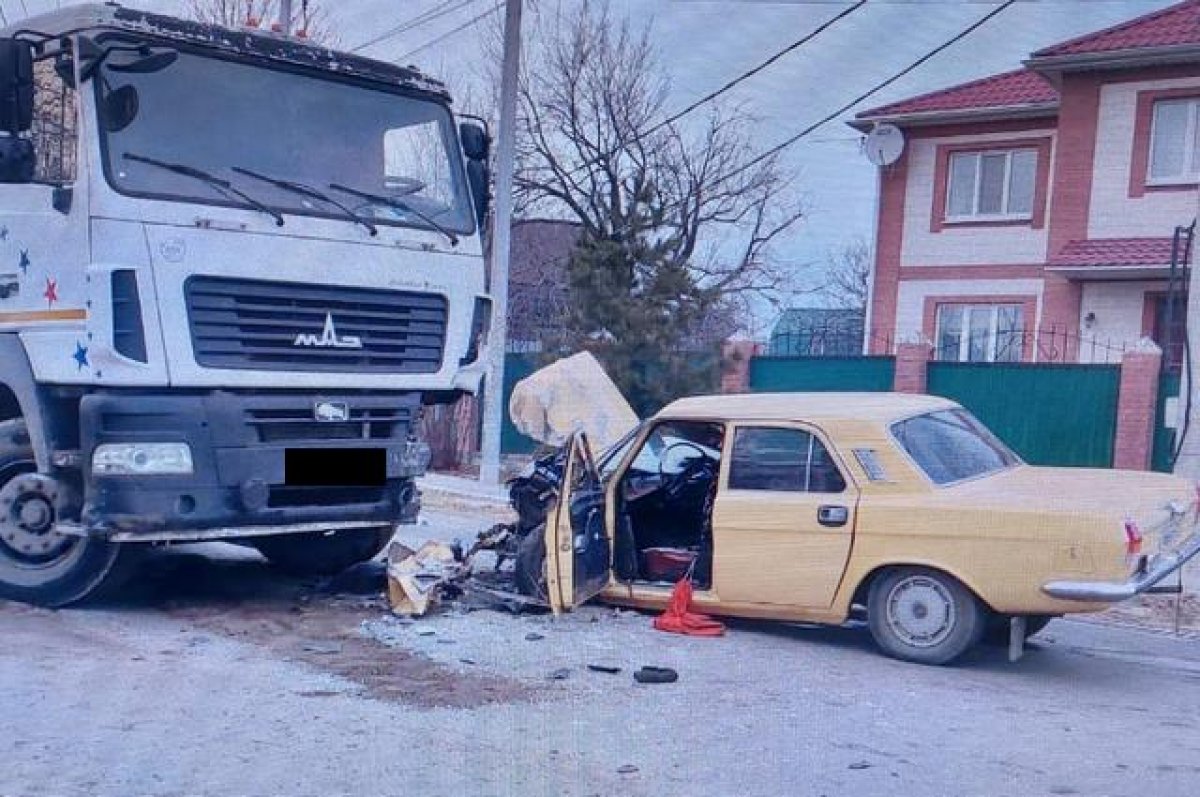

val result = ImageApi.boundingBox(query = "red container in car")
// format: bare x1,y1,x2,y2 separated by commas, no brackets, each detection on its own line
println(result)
641,547,697,582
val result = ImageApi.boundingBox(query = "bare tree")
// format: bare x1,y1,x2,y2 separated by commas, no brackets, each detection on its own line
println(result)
187,0,338,45
824,238,871,312
508,3,803,410
514,3,802,301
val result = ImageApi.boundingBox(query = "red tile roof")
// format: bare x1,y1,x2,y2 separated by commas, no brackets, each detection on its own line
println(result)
856,69,1058,121
1033,0,1200,59
1047,238,1178,268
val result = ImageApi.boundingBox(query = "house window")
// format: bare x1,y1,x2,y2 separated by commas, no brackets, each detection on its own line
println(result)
935,304,1024,363
945,149,1037,221
1148,98,1200,184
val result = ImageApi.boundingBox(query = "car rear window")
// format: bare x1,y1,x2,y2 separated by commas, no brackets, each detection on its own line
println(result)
890,409,1018,485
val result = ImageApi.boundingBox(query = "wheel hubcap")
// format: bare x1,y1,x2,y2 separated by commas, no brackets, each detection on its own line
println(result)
885,576,956,648
0,472,74,562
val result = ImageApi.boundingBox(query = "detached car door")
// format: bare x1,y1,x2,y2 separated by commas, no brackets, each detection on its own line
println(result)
711,423,859,608
544,432,611,613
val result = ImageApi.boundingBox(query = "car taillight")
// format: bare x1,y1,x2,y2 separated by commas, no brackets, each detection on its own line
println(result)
1124,518,1143,555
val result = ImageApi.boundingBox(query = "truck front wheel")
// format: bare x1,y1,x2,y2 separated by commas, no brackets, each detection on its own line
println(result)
0,420,138,607
252,526,394,576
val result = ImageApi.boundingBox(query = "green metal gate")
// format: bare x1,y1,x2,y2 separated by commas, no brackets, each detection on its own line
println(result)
748,356,896,393
1152,372,1182,473
926,362,1121,468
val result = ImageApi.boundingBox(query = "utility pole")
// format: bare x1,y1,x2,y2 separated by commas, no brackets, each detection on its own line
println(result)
278,0,293,34
479,0,523,485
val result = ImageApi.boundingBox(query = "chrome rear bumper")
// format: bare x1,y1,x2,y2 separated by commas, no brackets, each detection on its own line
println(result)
1043,530,1200,602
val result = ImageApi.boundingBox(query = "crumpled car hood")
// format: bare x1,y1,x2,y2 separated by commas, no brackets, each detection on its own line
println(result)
508,352,639,452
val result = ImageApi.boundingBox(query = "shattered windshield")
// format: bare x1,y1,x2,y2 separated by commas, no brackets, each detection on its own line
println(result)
94,40,474,236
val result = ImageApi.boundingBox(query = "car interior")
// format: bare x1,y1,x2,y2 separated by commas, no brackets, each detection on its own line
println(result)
612,420,726,590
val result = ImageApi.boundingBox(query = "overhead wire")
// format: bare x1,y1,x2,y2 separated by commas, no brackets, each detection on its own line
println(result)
397,1,504,62
351,0,480,53
722,0,1019,182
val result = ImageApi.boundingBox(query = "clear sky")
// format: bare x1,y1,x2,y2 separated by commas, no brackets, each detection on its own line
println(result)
4,0,1183,335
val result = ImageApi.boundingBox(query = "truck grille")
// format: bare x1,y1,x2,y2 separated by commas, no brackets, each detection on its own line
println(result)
241,395,417,444
186,276,447,373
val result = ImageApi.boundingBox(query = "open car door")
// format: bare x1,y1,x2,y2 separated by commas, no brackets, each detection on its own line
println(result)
544,432,610,614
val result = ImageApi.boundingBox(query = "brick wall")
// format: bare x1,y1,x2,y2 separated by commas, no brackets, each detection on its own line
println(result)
721,340,760,393
1114,339,1163,470
894,341,932,393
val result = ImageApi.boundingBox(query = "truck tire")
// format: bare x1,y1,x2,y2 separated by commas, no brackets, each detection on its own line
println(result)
252,526,394,576
514,523,548,601
867,566,985,666
0,419,139,607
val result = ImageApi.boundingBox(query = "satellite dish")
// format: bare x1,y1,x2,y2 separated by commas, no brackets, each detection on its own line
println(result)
863,123,905,167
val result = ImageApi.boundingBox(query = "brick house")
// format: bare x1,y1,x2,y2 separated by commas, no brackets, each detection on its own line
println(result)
852,0,1199,367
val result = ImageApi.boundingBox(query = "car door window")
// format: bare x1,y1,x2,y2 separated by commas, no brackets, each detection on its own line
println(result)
728,427,846,493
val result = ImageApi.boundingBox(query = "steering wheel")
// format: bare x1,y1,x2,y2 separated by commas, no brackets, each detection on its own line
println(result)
658,441,714,502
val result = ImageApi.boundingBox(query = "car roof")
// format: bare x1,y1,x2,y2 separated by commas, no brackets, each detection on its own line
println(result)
657,392,960,424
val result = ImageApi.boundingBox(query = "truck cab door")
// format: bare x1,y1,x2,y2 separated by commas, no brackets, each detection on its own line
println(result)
544,432,610,613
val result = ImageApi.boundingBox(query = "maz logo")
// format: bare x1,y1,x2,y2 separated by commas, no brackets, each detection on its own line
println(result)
293,313,363,349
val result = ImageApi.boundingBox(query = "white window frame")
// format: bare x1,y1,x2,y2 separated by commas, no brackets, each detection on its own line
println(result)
934,304,1024,363
944,149,1037,223
1147,97,1200,186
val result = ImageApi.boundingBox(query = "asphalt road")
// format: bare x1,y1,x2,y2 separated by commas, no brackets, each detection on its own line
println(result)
2,510,1200,797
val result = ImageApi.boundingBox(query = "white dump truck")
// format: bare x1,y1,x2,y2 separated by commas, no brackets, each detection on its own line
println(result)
0,4,493,605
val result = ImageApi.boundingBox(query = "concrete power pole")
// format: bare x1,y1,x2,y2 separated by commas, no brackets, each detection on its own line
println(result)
479,0,524,485
278,0,293,34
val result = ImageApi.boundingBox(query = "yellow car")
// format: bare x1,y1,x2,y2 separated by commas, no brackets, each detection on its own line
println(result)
525,392,1200,665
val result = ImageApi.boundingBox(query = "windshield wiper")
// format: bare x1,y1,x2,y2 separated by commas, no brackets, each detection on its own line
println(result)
328,182,458,246
232,166,378,237
123,153,284,227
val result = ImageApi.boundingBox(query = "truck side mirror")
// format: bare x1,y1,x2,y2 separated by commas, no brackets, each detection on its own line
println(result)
467,158,490,229
0,38,35,184
459,121,490,162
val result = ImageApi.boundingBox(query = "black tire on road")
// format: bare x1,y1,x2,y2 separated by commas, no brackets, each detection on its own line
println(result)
0,419,140,607
867,566,986,666
252,526,394,576
514,523,548,600
983,614,1056,646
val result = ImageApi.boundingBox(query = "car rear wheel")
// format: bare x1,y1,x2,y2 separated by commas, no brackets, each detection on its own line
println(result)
0,420,140,607
867,566,985,666
252,526,394,576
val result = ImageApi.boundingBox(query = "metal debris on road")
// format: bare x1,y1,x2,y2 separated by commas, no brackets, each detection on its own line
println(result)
548,668,571,680
587,664,621,674
524,632,545,641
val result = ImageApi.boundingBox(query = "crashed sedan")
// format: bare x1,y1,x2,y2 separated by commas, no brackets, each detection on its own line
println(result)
508,392,1200,665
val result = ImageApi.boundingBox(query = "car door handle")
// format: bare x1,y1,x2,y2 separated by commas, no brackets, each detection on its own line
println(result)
817,505,849,528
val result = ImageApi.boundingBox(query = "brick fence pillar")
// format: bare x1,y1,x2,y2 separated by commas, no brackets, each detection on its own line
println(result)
1113,338,1163,471
893,341,932,394
721,340,760,394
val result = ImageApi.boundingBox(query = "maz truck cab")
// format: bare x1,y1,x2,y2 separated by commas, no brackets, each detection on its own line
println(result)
0,5,493,606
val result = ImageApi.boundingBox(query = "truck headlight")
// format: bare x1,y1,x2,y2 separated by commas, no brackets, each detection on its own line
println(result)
92,443,194,476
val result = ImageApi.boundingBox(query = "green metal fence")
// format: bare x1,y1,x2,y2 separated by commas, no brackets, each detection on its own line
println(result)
501,352,541,455
748,356,896,393
1152,372,1182,473
926,362,1121,468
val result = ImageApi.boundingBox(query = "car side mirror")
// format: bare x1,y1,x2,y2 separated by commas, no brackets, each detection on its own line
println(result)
459,120,490,162
0,38,35,183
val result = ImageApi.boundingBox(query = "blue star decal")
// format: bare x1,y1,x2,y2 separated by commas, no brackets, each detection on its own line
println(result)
0,226,9,241
72,342,89,371
18,250,29,275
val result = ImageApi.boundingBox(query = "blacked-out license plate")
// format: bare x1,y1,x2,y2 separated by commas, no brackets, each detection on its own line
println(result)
285,448,386,487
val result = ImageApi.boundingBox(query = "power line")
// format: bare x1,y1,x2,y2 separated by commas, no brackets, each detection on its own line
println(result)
351,0,480,54
725,0,1018,181
649,0,866,137
397,1,503,62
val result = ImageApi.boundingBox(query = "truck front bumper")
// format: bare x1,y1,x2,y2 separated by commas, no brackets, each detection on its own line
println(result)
1042,528,1200,602
74,390,429,541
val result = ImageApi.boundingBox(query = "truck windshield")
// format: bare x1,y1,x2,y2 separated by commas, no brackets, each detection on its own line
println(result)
890,409,1019,486
95,44,474,236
